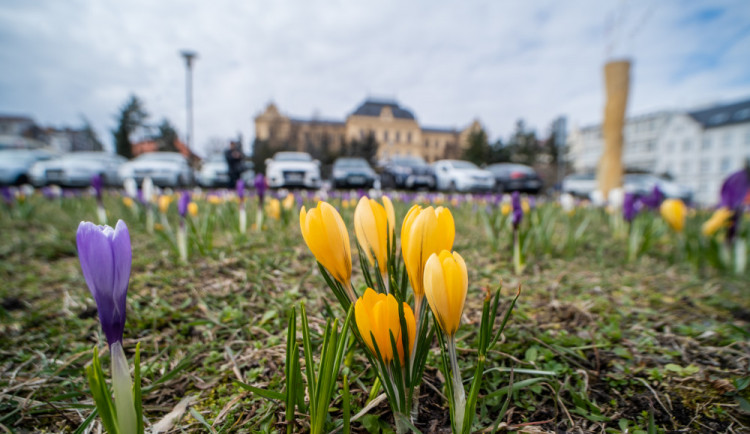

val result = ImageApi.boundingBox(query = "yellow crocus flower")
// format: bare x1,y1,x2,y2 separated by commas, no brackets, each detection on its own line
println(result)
299,201,352,288
702,207,733,236
501,203,511,216
660,198,687,232
423,251,468,336
122,197,134,208
282,193,295,210
401,205,455,298
354,288,415,364
354,196,395,274
158,195,172,213
267,198,281,220
522,199,530,214
188,202,198,217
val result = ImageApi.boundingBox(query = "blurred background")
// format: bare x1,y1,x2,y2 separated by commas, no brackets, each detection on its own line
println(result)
1,0,749,205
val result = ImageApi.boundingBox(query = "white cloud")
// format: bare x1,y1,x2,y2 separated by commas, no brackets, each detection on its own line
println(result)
0,0,749,155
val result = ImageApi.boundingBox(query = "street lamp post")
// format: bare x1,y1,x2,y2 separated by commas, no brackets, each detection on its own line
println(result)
180,50,197,151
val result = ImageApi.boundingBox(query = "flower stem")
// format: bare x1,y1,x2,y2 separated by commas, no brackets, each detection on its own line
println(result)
110,341,137,434
447,335,466,432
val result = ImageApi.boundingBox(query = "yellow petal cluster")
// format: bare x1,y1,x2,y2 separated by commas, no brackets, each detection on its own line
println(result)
501,203,511,216
401,205,455,297
354,288,416,364
354,196,395,274
423,251,468,336
207,195,223,205
702,207,733,237
267,198,281,220
300,201,352,286
660,199,687,232
158,195,172,213
282,193,295,210
122,197,134,208
188,202,199,217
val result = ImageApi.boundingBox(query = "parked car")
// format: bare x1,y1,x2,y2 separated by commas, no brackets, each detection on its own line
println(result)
332,157,378,189
265,152,321,189
624,173,693,203
486,163,543,194
562,173,597,197
197,154,255,188
381,156,436,190
0,148,58,185
433,159,495,192
118,152,193,187
29,152,126,187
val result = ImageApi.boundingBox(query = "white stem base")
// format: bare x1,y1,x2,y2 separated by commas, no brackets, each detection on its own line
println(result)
111,341,137,434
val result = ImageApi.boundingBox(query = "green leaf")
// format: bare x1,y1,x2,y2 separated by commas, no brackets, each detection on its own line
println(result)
524,346,538,363
189,408,217,434
235,382,285,401
133,342,144,434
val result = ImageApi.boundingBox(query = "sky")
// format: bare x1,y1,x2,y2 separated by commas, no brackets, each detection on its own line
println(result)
1,0,749,156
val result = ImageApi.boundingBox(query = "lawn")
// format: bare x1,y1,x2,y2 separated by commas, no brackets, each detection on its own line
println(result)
0,190,748,433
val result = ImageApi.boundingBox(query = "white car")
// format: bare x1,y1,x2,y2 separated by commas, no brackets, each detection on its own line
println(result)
30,152,126,187
624,174,693,203
0,149,59,185
265,152,321,189
562,173,597,197
433,160,495,192
118,152,193,187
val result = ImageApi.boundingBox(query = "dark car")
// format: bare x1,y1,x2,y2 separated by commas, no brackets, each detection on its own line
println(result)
486,163,543,194
332,157,378,189
381,156,436,190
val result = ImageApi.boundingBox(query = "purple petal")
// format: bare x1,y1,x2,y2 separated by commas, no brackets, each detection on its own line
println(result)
720,168,749,210
178,191,191,217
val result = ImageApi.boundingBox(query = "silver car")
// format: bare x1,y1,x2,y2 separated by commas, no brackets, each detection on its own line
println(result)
0,148,59,185
29,152,126,187
118,152,193,187
197,154,255,188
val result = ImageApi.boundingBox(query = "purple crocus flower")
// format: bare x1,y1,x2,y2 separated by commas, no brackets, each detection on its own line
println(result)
76,220,132,346
718,167,750,241
640,186,664,210
2,186,13,205
91,174,103,201
236,179,245,201
178,191,191,218
511,191,523,228
254,174,267,203
719,168,749,210
623,192,640,222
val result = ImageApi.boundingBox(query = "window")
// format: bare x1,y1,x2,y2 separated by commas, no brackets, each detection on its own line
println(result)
383,130,389,141
681,160,690,174
721,158,731,173
700,160,710,173
666,141,675,152
723,133,732,148
395,131,400,142
702,137,711,149
745,129,750,145
682,140,692,151
424,140,429,148
646,141,656,152
407,132,412,143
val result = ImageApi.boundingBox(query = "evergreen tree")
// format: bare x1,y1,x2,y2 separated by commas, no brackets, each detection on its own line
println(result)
462,129,490,165
156,119,179,152
112,95,148,159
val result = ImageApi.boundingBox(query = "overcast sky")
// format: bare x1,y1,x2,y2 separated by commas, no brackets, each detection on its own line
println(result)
1,0,749,155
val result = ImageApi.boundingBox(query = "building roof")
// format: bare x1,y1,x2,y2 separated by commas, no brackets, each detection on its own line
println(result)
689,97,750,129
422,126,456,134
289,117,345,126
351,99,416,120
0,115,34,123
